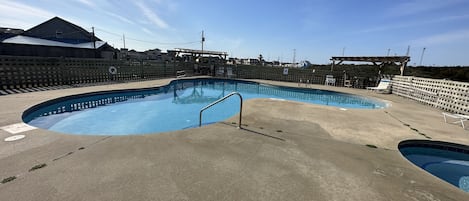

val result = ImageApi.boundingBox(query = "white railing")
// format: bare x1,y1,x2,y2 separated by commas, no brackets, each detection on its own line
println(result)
392,76,469,115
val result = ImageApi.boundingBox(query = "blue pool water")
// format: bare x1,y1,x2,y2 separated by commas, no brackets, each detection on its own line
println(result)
23,78,386,135
400,142,469,192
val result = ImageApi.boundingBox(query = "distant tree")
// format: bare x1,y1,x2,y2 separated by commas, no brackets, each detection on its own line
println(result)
258,54,264,66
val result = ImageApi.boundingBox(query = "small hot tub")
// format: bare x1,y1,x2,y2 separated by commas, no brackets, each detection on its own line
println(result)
399,140,469,192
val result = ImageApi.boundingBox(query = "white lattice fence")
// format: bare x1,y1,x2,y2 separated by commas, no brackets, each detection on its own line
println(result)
392,76,469,115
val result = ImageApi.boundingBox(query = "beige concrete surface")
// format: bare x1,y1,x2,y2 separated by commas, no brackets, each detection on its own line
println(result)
0,77,468,201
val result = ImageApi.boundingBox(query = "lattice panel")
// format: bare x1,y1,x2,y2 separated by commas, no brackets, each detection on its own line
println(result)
392,75,469,115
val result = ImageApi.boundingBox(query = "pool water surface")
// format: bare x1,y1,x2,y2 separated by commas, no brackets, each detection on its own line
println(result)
399,140,469,192
23,78,387,135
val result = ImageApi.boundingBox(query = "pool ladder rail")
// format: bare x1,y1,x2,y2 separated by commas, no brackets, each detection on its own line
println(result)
199,92,243,129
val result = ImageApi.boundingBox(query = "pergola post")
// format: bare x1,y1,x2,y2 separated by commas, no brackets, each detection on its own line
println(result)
378,62,384,77
400,62,407,76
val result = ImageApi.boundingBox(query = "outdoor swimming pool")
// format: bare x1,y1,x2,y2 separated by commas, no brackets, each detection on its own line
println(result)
23,78,387,135
399,140,469,192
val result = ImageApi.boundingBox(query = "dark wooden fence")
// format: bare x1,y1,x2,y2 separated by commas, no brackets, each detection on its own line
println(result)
0,56,192,91
1,56,381,94
223,65,378,88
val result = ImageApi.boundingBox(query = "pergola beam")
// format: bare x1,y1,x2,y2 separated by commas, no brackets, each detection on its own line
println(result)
330,56,410,75
174,48,228,60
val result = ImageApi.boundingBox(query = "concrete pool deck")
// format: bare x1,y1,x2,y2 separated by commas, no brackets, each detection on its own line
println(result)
0,77,468,201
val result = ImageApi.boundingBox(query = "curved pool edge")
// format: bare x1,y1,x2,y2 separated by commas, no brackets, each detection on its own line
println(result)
21,77,390,136
246,78,391,109
399,140,469,153
171,78,391,110
398,139,469,192
21,85,165,122
22,77,390,121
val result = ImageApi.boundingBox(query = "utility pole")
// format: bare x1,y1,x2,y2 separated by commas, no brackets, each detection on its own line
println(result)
342,47,345,56
419,47,426,66
292,49,296,67
387,48,390,56
123,34,126,49
91,27,96,50
406,45,410,56
91,27,96,58
201,30,205,54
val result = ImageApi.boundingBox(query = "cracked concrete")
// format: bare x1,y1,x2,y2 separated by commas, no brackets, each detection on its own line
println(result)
0,77,468,200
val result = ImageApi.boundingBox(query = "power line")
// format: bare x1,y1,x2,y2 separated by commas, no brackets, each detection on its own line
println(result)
94,27,199,46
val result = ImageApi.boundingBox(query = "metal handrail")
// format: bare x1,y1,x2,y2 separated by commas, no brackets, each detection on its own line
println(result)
199,92,243,128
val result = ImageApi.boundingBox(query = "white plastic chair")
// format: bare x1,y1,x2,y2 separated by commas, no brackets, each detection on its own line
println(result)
324,75,336,86
443,112,468,129
366,79,391,92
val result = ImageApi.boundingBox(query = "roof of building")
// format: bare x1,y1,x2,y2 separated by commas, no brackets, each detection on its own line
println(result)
2,35,106,49
0,27,25,41
0,27,24,35
23,16,100,44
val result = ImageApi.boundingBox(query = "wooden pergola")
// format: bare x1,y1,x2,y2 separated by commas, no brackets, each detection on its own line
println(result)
174,48,228,75
330,56,410,76
174,48,228,60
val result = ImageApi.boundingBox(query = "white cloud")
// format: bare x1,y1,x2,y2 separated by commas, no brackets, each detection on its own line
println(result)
76,0,96,8
74,0,135,25
411,29,469,46
0,18,35,29
0,1,55,29
0,1,54,20
104,11,135,25
153,0,179,13
135,1,169,29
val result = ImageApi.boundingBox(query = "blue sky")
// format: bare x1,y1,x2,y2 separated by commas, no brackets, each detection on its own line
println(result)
1,0,469,66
